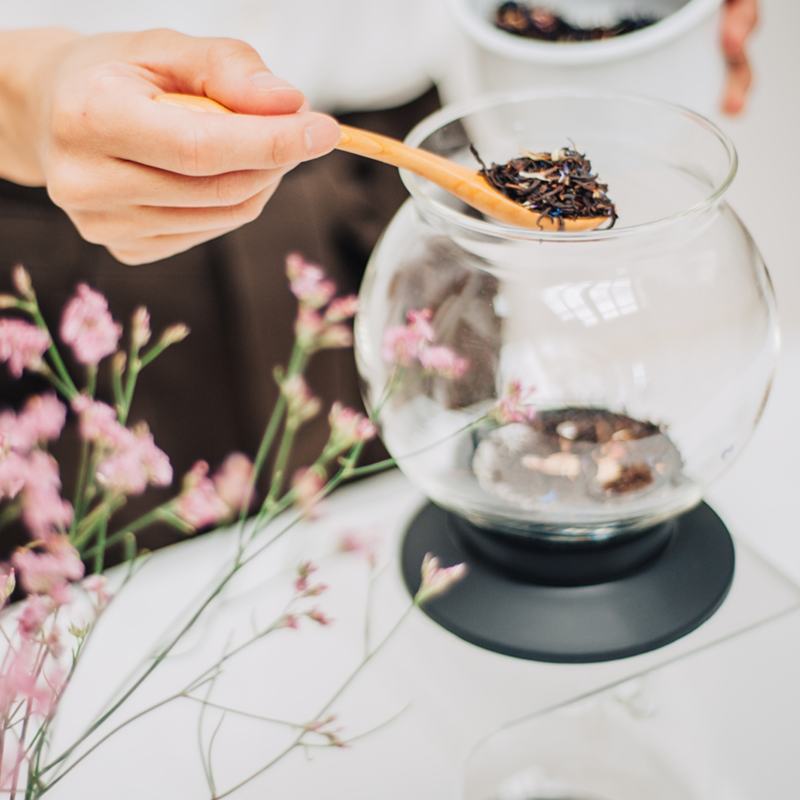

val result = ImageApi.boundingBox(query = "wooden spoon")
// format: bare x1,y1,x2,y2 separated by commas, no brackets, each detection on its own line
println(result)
154,93,609,232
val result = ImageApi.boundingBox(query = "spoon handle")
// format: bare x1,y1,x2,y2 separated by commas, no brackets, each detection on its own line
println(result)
337,124,478,183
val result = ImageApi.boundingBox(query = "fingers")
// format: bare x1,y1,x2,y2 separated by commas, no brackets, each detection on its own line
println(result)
720,0,758,114
47,156,294,211
48,72,340,176
73,183,280,264
108,225,245,266
721,0,758,61
122,29,307,117
722,57,752,115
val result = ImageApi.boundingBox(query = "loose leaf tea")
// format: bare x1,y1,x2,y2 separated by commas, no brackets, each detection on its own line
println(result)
494,2,660,42
471,145,618,229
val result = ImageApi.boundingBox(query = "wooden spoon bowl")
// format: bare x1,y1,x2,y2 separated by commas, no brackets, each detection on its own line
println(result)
155,93,610,232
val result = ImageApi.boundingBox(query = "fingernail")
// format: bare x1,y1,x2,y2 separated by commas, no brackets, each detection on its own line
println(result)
251,71,301,95
304,119,341,157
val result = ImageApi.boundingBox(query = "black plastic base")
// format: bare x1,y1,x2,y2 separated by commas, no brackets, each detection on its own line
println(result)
401,503,735,663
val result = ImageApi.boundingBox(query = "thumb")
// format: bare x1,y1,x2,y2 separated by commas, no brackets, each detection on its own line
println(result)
134,30,306,116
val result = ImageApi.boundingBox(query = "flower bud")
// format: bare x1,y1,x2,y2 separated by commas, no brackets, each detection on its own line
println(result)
159,323,190,347
12,265,33,299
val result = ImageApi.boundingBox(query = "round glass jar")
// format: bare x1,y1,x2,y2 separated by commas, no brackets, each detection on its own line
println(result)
355,91,778,541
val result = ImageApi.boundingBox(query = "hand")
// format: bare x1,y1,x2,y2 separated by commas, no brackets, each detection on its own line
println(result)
1,29,341,265
721,0,758,114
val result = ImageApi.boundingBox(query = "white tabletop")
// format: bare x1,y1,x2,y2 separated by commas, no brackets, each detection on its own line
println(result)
40,336,800,799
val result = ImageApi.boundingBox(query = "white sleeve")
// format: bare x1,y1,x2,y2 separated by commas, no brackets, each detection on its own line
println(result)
2,0,457,111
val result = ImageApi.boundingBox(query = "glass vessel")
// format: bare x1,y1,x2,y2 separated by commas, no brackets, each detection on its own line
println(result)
355,91,778,542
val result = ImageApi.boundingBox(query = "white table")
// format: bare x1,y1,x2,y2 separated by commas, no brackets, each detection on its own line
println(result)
39,339,800,800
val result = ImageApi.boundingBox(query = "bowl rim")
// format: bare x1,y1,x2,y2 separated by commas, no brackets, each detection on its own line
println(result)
447,0,723,65
401,88,738,242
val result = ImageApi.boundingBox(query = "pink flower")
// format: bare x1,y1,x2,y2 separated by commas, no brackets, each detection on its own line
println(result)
415,553,467,604
291,467,326,517
11,536,84,603
60,283,122,365
0,318,51,378
131,306,151,349
381,308,470,381
280,374,321,425
324,295,358,323
94,424,172,497
20,451,73,538
0,643,55,717
338,529,380,568
419,346,470,379
0,451,29,501
327,402,377,453
316,323,353,350
17,392,67,445
83,574,113,607
212,453,254,514
285,253,336,309
0,567,15,606
173,461,230,530
381,309,435,366
305,606,333,626
15,595,50,639
73,397,129,447
488,381,537,426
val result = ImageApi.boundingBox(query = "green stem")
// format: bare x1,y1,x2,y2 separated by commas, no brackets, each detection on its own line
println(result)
69,442,92,537
28,308,78,400
92,517,107,575
80,505,185,561
84,365,97,398
0,503,20,530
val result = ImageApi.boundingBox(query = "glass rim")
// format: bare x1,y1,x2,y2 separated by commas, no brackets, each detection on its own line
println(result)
401,89,738,242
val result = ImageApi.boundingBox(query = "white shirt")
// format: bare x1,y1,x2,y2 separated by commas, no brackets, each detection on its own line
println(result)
1,0,456,111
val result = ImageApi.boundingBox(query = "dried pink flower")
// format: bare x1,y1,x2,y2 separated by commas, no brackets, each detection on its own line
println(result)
285,253,336,309
95,427,172,497
0,451,29,501
82,574,113,607
327,402,377,453
305,606,333,626
0,318,51,378
0,644,56,717
280,374,322,425
337,530,380,568
12,536,84,603
12,265,33,299
60,283,122,365
19,452,73,538
17,392,67,445
212,453,254,514
131,306,151,349
381,308,470,382
15,595,51,639
419,346,470,379
324,295,359,323
73,397,128,447
173,461,230,530
291,467,326,517
0,567,15,606
488,381,537,426
415,553,467,604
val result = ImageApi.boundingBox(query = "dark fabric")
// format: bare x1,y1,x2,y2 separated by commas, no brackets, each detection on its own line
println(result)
0,87,441,561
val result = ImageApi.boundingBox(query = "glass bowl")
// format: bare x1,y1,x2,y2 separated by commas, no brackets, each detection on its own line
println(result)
355,90,778,541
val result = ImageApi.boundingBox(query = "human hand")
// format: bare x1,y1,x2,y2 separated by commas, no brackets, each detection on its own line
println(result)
721,0,758,114
2,28,340,265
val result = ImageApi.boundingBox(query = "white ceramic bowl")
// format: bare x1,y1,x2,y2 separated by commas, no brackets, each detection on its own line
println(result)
442,0,726,118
